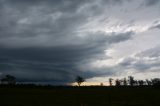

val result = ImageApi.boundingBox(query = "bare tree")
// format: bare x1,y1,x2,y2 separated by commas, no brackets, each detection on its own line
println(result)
115,79,121,86
128,76,135,86
109,78,113,86
138,80,144,86
146,79,152,86
151,78,160,86
1,75,16,85
123,78,127,86
75,76,85,86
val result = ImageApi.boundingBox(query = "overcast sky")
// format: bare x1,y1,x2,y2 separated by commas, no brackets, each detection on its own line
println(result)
0,0,160,85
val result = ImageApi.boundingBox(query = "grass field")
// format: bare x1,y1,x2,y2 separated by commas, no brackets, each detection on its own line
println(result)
0,85,160,106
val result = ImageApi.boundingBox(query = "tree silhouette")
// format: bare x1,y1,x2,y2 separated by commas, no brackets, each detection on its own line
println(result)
128,76,135,86
1,75,16,84
123,78,127,86
109,78,113,86
115,79,121,86
151,78,160,86
134,80,138,86
75,76,85,86
146,79,152,86
138,80,144,86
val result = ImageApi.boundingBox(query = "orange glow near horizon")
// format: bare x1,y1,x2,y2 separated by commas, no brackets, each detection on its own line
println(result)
71,82,110,86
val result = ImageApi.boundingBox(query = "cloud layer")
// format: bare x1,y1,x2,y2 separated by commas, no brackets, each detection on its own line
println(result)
0,0,160,84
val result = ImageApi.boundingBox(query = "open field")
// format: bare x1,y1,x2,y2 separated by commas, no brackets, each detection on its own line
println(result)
0,85,160,106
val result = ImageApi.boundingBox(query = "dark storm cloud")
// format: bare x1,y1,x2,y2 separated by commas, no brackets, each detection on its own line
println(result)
0,1,87,38
0,0,134,84
0,31,133,84
0,0,127,39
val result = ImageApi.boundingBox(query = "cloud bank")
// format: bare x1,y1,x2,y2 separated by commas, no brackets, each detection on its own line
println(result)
0,0,160,84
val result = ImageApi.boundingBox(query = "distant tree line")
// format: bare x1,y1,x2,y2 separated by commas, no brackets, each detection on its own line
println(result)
109,76,160,87
75,75,160,87
0,74,160,87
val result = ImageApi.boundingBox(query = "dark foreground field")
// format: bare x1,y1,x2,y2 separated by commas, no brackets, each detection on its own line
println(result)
0,85,160,106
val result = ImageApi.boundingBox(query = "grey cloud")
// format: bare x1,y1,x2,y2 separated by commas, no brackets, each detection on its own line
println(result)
100,0,128,6
118,46,160,72
150,20,160,30
0,31,133,84
145,0,160,6
136,46,160,57
0,0,138,84
0,5,86,38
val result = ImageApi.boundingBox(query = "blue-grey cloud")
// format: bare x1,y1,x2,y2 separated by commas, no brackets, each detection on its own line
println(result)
145,0,160,6
0,31,133,84
118,46,160,72
150,20,160,30
1,0,159,84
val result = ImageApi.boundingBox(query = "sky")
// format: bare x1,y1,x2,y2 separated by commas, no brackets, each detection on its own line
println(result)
0,0,160,85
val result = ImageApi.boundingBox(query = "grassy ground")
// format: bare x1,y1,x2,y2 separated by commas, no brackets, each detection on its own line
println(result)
0,85,160,106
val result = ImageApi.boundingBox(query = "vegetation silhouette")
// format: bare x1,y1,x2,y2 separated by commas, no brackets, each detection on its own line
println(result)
75,75,85,86
0,74,160,106
128,76,135,86
0,74,16,85
109,78,113,86
0,74,160,87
